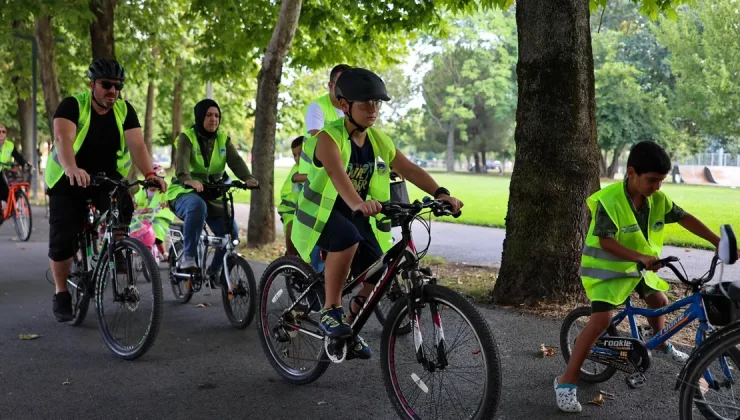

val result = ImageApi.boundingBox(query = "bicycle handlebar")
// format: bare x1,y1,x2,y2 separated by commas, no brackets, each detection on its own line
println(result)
352,196,462,220
90,173,162,190
183,180,260,191
637,254,720,286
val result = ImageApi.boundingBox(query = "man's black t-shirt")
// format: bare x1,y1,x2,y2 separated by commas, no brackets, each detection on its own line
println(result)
49,96,140,194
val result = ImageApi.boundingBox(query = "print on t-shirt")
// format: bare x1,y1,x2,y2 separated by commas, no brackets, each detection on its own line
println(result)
347,161,374,198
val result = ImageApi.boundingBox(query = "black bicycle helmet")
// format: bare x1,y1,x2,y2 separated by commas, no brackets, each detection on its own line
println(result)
334,68,390,133
87,58,126,81
334,68,390,102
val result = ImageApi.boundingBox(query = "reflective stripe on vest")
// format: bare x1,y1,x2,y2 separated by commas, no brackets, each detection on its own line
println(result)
580,181,671,305
45,91,130,188
164,127,228,202
291,118,395,263
278,163,300,218
0,140,16,165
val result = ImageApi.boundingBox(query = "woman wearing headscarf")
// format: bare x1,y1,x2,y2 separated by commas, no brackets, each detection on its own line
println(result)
165,99,258,279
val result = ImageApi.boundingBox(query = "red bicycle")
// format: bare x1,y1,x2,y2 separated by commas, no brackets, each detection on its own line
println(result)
0,162,32,241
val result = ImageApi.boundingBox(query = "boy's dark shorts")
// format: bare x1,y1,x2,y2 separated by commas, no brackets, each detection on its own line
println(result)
591,279,659,313
316,209,382,283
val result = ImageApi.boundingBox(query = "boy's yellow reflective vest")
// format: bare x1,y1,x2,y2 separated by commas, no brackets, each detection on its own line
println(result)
291,118,394,263
581,182,671,306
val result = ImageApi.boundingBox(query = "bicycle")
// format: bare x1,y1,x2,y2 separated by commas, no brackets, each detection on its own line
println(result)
257,197,502,420
0,162,32,241
168,178,258,329
560,230,739,396
673,225,740,419
65,173,164,360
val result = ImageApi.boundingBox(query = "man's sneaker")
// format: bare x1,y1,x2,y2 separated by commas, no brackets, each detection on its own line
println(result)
53,291,73,322
179,256,198,271
319,305,353,339
347,335,372,360
658,342,689,363
554,377,582,413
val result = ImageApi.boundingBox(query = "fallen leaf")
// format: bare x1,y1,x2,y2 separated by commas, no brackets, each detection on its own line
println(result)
599,390,616,400
587,394,605,406
63,380,71,385
19,334,39,340
317,401,327,405
540,343,556,357
195,303,210,308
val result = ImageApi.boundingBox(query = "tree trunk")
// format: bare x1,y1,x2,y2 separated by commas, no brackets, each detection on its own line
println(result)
481,150,488,172
15,91,34,163
89,0,117,60
446,121,455,172
170,60,184,166
599,150,608,177
247,0,303,247
473,153,481,173
607,147,622,179
144,82,155,153
35,15,62,135
491,0,601,306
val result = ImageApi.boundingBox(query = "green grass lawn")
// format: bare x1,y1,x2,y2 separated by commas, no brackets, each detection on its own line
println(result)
231,168,739,249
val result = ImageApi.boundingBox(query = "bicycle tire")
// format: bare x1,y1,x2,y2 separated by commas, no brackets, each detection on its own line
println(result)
560,306,618,383
68,250,91,327
257,255,330,384
381,284,501,420
221,255,257,329
12,189,32,242
95,237,163,360
168,241,193,303
679,325,740,420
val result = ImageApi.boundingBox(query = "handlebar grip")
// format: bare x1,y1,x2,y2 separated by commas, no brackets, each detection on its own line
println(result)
352,210,364,218
452,210,462,218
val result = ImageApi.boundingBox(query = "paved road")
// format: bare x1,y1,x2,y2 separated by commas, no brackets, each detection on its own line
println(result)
1,216,692,419
233,203,740,283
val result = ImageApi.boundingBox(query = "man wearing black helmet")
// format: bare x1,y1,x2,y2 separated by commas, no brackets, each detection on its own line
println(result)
291,68,463,359
45,58,166,322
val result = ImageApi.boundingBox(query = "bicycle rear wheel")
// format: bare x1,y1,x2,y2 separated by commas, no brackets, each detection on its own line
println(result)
12,189,32,241
95,237,163,360
381,284,501,420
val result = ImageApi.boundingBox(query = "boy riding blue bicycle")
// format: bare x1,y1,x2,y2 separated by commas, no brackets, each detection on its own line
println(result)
554,141,722,413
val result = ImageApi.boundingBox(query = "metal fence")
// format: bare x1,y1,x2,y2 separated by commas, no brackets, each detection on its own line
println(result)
675,152,740,167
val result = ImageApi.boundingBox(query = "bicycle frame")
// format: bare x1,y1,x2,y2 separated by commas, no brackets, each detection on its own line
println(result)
286,209,446,364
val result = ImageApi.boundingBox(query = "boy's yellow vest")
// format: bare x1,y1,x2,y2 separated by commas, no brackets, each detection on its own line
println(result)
291,118,394,263
278,163,300,229
581,181,671,305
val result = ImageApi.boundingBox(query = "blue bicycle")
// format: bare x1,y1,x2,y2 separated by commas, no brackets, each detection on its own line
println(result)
560,252,737,391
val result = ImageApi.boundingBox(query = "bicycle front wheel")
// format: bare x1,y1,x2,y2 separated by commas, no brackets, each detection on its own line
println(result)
95,237,163,360
679,325,740,420
381,284,501,420
221,255,257,329
12,189,32,241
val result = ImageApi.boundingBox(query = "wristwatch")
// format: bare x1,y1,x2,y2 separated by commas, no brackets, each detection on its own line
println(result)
433,187,450,199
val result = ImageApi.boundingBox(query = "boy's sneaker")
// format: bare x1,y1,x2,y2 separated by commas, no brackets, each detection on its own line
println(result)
347,335,372,360
53,291,73,322
319,305,352,339
554,377,582,413
658,342,689,363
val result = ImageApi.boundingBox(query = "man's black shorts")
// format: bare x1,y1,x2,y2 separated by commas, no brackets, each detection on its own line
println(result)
48,185,133,261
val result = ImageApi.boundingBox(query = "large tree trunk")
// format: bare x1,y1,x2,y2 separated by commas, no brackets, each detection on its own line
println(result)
35,16,62,135
247,0,303,247
89,0,117,60
14,86,34,163
599,150,608,177
606,147,622,179
446,121,455,172
491,0,601,306
11,19,33,163
474,153,481,173
170,60,184,167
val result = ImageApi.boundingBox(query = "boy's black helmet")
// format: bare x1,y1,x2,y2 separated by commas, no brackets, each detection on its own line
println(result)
335,68,390,102
88,58,126,81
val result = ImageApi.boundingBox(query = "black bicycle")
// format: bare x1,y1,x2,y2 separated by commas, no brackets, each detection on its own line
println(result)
257,197,501,420
65,173,163,360
168,177,258,329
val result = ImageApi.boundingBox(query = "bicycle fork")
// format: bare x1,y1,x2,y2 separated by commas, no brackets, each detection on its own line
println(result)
402,269,449,371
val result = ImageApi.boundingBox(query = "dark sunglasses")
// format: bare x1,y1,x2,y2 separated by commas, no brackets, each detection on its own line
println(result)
98,80,124,91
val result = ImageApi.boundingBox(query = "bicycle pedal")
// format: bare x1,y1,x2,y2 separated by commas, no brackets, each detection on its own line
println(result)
626,372,647,389
324,337,347,364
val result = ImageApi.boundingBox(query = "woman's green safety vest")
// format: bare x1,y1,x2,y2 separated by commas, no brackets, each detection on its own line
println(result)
132,188,176,242
0,140,16,165
299,94,342,176
581,181,671,306
164,127,228,202
45,91,131,188
291,118,395,263
278,163,300,230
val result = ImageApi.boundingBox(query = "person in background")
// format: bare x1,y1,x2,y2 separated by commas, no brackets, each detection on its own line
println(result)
132,163,175,259
277,136,304,257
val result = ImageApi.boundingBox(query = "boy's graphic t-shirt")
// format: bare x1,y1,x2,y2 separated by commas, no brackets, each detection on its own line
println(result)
315,137,375,215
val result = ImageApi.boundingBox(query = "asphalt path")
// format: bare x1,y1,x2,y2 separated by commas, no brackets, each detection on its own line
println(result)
0,211,693,419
